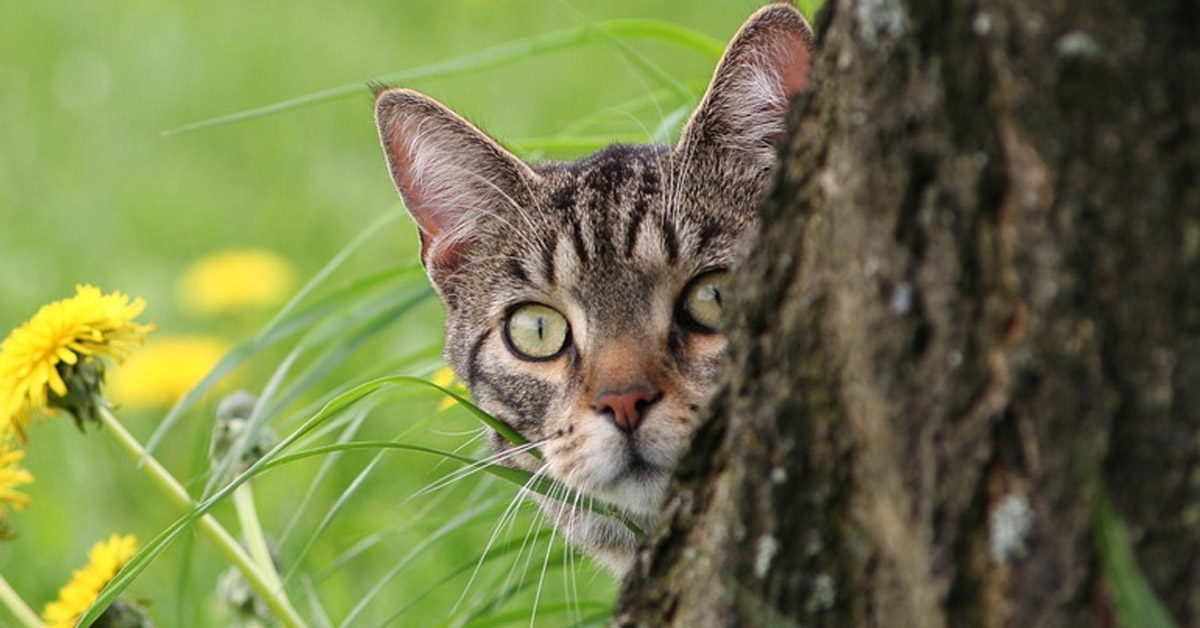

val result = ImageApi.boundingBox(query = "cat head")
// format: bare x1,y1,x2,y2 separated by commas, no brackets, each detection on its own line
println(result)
375,4,812,521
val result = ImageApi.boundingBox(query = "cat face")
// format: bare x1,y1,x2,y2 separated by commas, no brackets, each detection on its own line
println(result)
375,3,812,574
434,143,754,517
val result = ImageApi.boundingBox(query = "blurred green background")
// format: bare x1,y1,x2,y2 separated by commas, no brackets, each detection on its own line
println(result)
0,1,816,626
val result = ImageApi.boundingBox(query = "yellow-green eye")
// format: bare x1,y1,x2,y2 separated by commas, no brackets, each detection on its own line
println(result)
504,304,570,360
681,271,730,332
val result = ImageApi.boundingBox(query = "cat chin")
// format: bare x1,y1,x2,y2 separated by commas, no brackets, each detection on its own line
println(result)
589,465,670,517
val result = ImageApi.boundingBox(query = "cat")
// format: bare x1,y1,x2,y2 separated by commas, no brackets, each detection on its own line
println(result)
373,3,813,577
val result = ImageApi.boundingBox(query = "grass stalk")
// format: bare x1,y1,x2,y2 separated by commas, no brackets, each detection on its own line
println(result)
0,571,41,628
234,483,285,592
95,404,307,628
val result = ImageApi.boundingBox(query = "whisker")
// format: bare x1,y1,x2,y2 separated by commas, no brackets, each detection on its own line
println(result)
451,462,550,617
565,474,585,625
410,439,546,501
530,481,570,628
423,428,488,477
502,478,555,606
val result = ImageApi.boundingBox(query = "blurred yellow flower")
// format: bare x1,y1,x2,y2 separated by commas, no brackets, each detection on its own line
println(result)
432,367,464,411
42,533,138,628
179,249,296,315
109,336,228,408
0,285,152,439
0,442,33,538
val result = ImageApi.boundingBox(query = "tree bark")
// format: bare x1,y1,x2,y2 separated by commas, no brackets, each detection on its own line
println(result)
614,0,1200,626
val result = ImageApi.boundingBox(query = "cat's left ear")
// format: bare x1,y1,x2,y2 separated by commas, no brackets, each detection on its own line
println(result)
676,3,814,166
375,88,538,278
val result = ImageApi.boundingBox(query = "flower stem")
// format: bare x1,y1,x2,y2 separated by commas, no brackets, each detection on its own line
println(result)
0,571,41,628
233,483,283,592
95,404,307,628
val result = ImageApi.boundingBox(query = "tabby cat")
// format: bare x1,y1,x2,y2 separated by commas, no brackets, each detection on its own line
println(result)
374,3,813,577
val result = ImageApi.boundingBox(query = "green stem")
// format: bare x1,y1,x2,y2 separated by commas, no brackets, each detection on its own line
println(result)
233,484,283,592
96,404,307,628
0,571,41,628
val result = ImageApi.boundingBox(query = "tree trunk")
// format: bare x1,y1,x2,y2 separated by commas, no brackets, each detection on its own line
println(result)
613,0,1200,626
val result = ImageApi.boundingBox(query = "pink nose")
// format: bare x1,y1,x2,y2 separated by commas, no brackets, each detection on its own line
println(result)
593,386,660,433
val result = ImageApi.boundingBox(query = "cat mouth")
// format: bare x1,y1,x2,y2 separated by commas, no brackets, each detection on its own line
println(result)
588,454,671,515
602,451,667,488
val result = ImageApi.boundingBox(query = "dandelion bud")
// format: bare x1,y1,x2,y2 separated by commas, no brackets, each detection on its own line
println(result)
209,391,277,476
217,564,273,628
94,601,158,628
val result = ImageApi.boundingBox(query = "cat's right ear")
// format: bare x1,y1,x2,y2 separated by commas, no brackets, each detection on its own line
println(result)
675,3,814,167
375,88,538,276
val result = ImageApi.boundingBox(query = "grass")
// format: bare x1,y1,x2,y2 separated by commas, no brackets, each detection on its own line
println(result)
3,0,1171,626
0,1,780,626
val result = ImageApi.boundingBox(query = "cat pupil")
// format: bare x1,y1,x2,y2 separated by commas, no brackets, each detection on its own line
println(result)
536,316,545,340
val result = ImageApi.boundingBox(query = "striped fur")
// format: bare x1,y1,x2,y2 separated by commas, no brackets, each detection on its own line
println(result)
375,3,813,577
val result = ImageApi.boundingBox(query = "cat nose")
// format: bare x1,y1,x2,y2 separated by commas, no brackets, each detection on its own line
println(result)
593,385,661,433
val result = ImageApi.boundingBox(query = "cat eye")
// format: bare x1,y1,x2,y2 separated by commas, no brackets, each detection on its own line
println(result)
504,303,570,360
680,271,731,332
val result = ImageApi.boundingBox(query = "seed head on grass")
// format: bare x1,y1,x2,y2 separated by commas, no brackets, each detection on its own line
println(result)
0,285,153,438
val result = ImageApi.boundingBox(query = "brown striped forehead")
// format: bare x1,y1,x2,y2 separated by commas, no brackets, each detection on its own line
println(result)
438,141,757,333
525,145,745,278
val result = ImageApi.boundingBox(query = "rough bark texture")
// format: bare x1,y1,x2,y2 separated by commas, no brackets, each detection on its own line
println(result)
614,0,1200,626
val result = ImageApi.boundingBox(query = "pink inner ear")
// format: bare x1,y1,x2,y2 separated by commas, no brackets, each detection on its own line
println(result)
778,34,813,101
382,122,445,239
756,28,813,145
382,117,473,271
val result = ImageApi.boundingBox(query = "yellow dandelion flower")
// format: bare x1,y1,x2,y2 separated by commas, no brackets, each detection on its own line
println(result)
0,444,33,512
42,533,139,628
179,249,296,315
0,442,33,538
109,335,228,408
0,285,152,438
432,367,465,411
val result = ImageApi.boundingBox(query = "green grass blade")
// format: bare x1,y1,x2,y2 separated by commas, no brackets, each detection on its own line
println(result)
558,5,694,103
83,375,631,625
556,79,706,135
562,609,617,628
161,20,722,136
461,602,610,628
143,211,406,459
259,441,641,537
259,290,434,423
301,575,335,628
204,284,432,497
283,451,385,585
372,529,556,628
336,497,505,628
1094,490,1179,628
80,376,423,626
314,473,501,588
275,373,475,578
510,134,654,155
409,381,536,456
650,103,694,143
444,555,567,628
259,212,410,348
271,344,443,438
279,407,371,546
